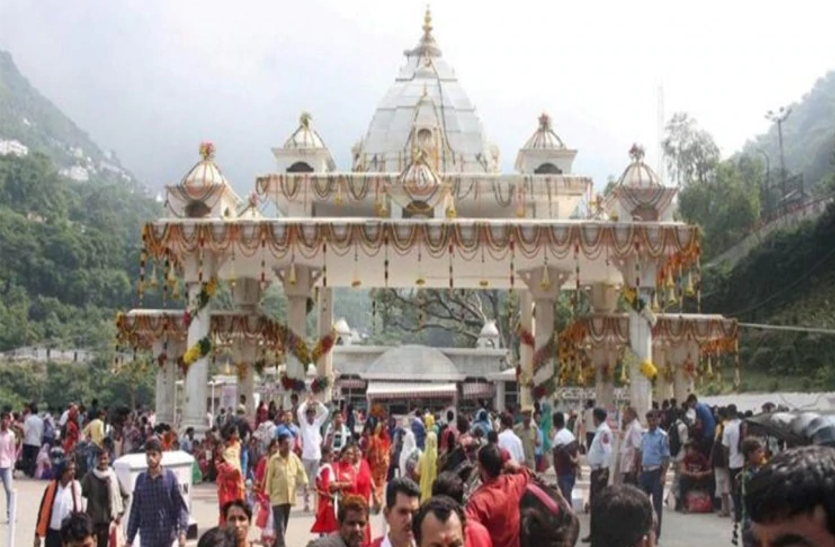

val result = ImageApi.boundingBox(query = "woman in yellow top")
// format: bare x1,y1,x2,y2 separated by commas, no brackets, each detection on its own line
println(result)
418,431,438,502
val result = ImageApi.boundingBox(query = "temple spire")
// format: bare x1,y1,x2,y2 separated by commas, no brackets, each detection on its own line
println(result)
422,6,433,40
405,5,442,58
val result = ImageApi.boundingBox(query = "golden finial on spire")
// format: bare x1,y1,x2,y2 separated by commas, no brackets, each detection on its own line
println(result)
199,141,216,161
299,112,312,129
422,5,433,38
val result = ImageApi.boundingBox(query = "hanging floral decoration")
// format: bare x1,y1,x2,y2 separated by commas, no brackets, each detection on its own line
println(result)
280,373,306,392
236,362,248,381
640,359,658,380
621,286,657,327
682,355,697,379
662,363,674,383
179,336,212,375
157,351,168,368
311,376,331,394
184,277,218,327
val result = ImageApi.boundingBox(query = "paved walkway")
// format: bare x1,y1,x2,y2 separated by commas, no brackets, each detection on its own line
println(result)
2,472,735,547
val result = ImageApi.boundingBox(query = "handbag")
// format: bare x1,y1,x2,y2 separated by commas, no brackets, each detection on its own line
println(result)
108,522,125,547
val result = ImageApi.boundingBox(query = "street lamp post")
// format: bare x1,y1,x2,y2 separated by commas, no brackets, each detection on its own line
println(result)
766,106,792,215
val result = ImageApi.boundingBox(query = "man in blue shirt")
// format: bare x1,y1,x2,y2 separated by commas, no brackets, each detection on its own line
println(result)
126,437,189,547
639,410,670,541
275,410,300,441
686,394,716,454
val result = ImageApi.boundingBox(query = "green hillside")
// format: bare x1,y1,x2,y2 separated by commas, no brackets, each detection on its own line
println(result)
702,201,835,391
0,51,164,410
0,50,108,167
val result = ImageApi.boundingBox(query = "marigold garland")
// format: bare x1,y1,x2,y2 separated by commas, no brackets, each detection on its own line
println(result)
184,277,218,327
621,286,657,327
236,362,248,381
639,359,658,380
179,336,212,374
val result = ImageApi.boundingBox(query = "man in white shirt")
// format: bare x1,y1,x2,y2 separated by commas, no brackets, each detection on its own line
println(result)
35,458,84,547
23,403,44,478
298,396,329,512
722,404,744,522
582,407,612,543
619,406,643,486
325,412,352,453
497,413,525,464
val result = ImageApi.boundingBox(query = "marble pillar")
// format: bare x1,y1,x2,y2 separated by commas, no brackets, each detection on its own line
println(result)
283,264,313,383
628,304,653,421
592,347,616,411
232,278,263,418
518,290,534,409
494,381,506,412
672,342,697,403
316,287,335,402
153,339,179,427
181,253,216,436
654,346,673,402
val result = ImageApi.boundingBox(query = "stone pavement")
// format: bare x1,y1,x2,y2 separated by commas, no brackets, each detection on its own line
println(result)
2,473,735,547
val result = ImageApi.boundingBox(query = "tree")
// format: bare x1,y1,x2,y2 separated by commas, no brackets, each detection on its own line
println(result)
678,158,761,259
662,113,720,187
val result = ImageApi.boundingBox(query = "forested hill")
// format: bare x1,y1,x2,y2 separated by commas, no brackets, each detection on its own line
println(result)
0,49,107,168
703,203,835,390
744,70,835,192
0,50,162,352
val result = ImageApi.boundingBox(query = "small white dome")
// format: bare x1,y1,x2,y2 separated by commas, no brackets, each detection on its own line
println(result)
180,142,230,187
479,320,500,338
333,317,351,336
521,113,566,150
617,144,662,189
283,112,328,150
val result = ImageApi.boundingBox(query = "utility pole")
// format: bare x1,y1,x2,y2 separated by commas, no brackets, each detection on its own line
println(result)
754,148,771,218
766,106,792,216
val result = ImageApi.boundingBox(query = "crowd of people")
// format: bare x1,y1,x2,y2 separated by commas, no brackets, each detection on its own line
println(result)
3,392,835,547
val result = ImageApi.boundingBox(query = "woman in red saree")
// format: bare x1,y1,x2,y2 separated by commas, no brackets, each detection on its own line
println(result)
215,424,245,524
62,406,79,454
335,442,380,546
366,423,390,504
311,446,339,535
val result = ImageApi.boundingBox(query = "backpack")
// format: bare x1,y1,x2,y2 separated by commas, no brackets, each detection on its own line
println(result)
669,420,683,458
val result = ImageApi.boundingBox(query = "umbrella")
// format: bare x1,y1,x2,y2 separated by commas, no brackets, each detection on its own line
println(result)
744,411,835,447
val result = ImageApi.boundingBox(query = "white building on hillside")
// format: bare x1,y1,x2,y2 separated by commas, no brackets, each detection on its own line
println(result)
59,165,90,182
0,139,29,157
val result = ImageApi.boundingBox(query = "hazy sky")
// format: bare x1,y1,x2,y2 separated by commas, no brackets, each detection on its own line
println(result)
2,0,834,193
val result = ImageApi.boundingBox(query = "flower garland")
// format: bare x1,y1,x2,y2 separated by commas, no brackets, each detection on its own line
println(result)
272,322,335,367
236,362,248,381
311,376,330,395
184,278,218,327
179,336,212,375
280,373,306,392
621,286,657,327
682,355,697,379
639,359,658,380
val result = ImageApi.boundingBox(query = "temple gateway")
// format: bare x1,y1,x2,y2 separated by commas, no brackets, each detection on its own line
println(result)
116,8,737,434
